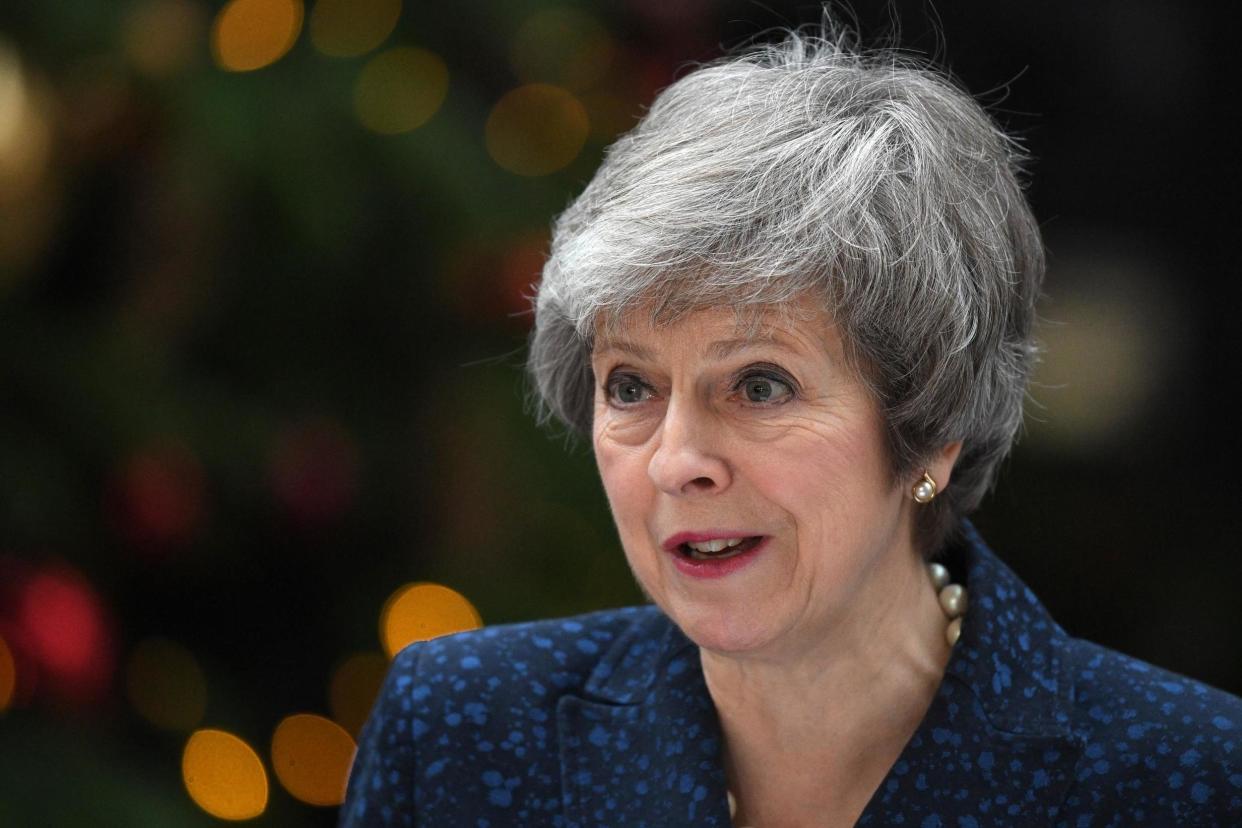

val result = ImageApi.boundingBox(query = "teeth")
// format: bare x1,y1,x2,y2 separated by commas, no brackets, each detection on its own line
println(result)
686,537,746,553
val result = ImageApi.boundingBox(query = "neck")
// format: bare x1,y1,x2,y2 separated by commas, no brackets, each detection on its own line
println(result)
700,541,951,824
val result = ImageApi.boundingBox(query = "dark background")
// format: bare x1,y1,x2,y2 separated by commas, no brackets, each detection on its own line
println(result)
2,1,1240,825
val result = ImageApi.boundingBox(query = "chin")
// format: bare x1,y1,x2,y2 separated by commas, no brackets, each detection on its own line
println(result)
666,601,778,655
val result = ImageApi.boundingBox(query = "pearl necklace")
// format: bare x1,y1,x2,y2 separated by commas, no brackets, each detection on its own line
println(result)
725,560,967,826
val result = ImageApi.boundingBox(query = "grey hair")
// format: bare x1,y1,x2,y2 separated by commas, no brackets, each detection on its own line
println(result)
526,24,1043,555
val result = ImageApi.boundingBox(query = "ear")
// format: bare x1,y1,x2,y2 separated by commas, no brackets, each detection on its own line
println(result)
925,441,963,492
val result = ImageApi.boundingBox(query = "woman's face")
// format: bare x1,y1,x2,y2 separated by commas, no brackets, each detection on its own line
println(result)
590,299,920,658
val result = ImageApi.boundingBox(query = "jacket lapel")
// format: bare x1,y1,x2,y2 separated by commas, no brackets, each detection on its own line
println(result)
855,674,1083,825
557,613,732,827
858,523,1084,825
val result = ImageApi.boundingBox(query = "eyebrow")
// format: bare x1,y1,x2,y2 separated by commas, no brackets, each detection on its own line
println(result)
592,332,799,362
705,335,794,359
592,339,656,361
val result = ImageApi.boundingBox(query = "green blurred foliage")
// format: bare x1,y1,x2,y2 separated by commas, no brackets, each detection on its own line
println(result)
1,0,653,822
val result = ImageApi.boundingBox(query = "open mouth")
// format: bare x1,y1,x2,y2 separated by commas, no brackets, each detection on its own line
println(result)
677,536,764,561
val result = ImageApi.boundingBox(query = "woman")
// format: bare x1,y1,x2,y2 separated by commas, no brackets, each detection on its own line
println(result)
342,26,1242,827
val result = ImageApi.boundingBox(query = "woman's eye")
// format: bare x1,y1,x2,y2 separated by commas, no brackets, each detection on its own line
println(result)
738,374,793,404
607,377,649,405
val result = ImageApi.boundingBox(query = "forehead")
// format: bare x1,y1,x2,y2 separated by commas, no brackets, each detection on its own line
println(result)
591,299,836,361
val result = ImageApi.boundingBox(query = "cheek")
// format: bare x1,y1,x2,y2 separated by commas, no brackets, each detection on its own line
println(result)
594,405,659,448
592,433,648,529
750,414,893,523
593,437,663,589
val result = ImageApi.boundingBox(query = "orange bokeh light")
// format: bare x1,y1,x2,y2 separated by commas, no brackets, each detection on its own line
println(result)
379,582,482,658
353,47,448,135
271,713,357,806
328,651,388,736
0,46,60,276
485,83,589,176
211,0,303,72
0,633,15,711
182,729,269,820
310,0,401,58
1,42,52,205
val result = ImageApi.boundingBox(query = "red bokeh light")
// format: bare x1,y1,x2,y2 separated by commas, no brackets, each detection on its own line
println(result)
3,560,116,706
498,236,547,326
444,232,547,330
269,417,358,528
108,440,205,554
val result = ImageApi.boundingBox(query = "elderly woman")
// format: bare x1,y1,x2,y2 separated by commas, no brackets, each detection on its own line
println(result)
342,27,1242,827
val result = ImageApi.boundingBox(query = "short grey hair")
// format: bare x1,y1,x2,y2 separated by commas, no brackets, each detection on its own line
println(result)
526,25,1043,555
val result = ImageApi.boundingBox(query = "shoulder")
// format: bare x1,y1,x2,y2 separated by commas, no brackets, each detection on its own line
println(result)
387,603,664,694
341,605,667,826
942,526,1242,823
373,603,670,745
1059,636,1242,823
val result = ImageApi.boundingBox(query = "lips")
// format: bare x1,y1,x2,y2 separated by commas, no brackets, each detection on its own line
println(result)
662,533,770,579
662,531,768,565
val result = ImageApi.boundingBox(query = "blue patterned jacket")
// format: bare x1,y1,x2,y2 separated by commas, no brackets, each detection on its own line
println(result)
341,526,1242,826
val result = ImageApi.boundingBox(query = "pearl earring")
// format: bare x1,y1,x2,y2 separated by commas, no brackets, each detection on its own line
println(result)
912,471,937,503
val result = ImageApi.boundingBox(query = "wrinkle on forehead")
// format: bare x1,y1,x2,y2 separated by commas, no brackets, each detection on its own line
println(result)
591,292,828,352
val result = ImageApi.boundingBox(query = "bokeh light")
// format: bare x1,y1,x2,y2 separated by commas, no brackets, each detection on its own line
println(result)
498,234,548,325
108,440,205,553
0,40,51,198
379,582,482,658
0,633,15,712
441,232,547,329
211,0,304,72
122,0,208,77
17,565,114,704
270,713,356,806
353,46,448,135
328,651,387,736
1030,247,1184,453
182,729,269,821
510,8,614,91
0,42,22,145
310,0,401,58
126,637,208,731
269,417,358,528
0,39,55,276
485,83,589,176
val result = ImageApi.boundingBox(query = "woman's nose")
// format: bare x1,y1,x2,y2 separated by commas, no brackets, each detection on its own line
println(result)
646,398,732,496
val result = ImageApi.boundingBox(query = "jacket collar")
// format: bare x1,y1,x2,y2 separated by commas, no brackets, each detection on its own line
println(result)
855,522,1084,824
940,520,1077,736
557,609,732,825
557,524,1084,826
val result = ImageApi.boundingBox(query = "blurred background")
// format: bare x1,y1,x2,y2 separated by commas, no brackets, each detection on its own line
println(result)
2,0,1240,824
